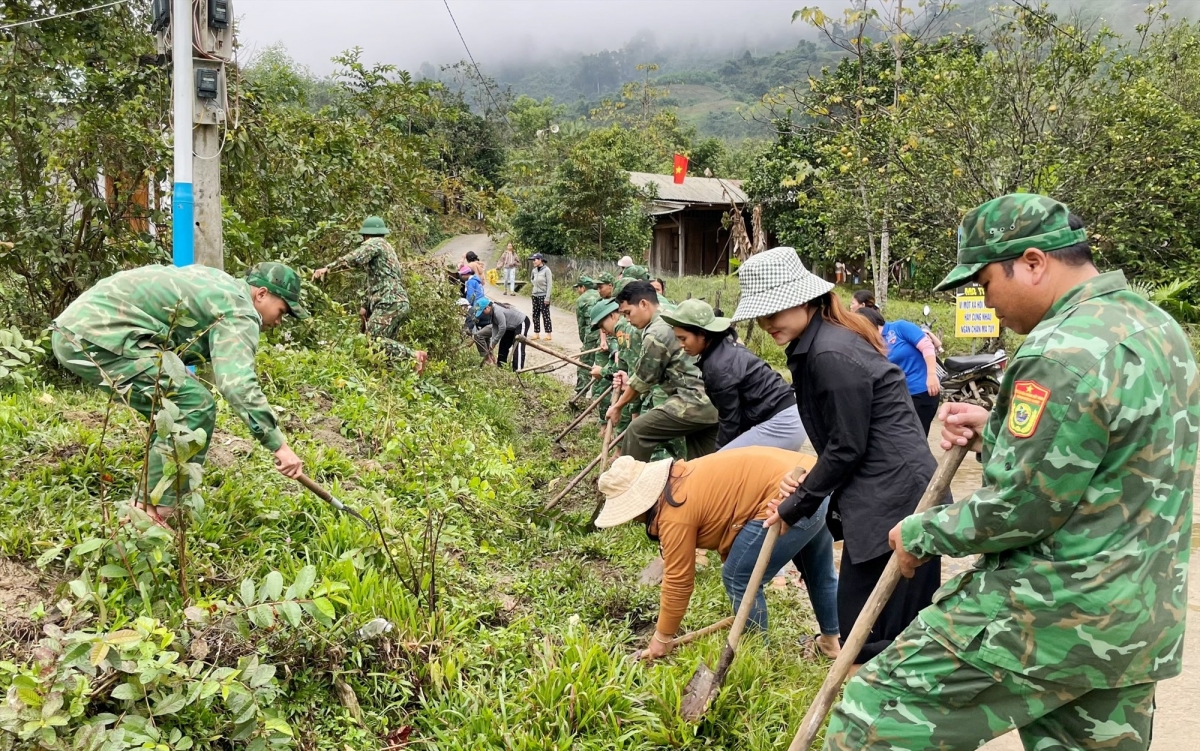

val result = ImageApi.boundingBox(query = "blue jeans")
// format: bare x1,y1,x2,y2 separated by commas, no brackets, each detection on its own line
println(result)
721,497,839,635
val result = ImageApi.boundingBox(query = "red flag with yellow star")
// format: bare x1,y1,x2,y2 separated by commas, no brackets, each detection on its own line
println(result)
673,153,688,184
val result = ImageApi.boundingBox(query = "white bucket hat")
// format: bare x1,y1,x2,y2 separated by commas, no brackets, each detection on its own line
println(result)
617,255,634,268
731,247,835,322
594,455,673,528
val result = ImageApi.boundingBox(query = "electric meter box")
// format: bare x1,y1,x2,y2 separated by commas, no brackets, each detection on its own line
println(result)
192,61,227,125
208,0,229,29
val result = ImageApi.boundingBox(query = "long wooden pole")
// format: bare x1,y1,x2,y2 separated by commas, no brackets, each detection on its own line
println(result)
517,336,591,369
543,428,629,511
632,616,735,661
784,444,968,750
516,346,602,374
554,385,614,443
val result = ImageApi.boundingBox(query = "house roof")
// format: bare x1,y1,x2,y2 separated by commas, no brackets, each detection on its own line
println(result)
629,171,747,206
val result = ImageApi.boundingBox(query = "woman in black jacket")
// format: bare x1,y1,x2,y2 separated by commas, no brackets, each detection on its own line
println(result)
662,299,807,452
663,298,841,659
732,247,942,666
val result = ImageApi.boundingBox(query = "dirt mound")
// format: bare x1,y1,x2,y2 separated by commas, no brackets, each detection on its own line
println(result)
207,432,255,469
0,559,54,651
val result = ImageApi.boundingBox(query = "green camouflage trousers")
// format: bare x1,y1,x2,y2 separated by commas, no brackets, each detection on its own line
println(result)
365,301,415,361
51,331,214,507
824,623,1157,751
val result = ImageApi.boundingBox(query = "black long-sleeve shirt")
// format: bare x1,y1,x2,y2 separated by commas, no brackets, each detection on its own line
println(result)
780,315,937,563
697,337,796,448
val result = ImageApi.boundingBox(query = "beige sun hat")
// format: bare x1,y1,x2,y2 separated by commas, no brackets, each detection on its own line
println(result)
594,455,673,529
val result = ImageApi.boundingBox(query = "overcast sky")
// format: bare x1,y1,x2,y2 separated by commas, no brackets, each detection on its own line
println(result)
234,0,820,74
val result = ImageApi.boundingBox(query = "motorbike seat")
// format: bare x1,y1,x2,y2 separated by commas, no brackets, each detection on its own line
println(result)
944,354,1000,372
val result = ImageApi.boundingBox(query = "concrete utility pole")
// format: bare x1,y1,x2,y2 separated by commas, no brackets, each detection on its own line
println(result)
158,0,232,270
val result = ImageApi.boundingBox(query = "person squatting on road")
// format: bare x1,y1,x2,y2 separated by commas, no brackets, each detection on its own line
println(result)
595,449,838,662
606,281,719,462
663,299,807,453
855,306,941,436
528,253,553,340
473,297,529,371
821,194,1199,751
51,262,310,528
734,247,943,667
312,216,426,373
498,243,519,295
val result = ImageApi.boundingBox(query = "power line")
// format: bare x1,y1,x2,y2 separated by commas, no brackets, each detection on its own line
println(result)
0,0,126,31
441,0,513,133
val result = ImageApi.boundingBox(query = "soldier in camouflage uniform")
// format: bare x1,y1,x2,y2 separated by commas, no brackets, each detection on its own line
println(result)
822,194,1199,751
313,216,426,373
589,272,619,418
51,262,310,525
574,276,601,394
605,281,718,461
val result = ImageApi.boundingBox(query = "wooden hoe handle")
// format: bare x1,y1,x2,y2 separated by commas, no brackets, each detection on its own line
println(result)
785,444,968,750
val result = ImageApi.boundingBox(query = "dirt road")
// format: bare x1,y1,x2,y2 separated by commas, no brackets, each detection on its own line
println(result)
435,234,583,385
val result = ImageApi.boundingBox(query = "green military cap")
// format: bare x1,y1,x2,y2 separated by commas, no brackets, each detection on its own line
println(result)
596,272,616,285
575,275,596,289
588,298,620,329
661,299,730,333
246,262,310,319
935,194,1086,292
623,265,651,281
359,216,390,236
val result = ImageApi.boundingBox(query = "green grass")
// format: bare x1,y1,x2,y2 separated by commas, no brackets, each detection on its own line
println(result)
0,316,832,750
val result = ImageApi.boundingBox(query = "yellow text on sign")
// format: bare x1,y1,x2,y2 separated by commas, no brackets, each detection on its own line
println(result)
955,285,999,338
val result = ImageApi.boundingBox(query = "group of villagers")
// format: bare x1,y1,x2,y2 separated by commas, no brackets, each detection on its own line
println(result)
586,194,1196,751
46,193,1197,750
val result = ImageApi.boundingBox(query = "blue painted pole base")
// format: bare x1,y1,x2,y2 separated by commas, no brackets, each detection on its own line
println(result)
172,182,194,267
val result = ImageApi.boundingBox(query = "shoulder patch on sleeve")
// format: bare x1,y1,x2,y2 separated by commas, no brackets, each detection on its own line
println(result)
1008,380,1050,438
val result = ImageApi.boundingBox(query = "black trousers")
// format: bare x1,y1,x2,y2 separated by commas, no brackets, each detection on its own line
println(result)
497,318,530,371
531,295,552,333
910,391,940,437
839,548,941,664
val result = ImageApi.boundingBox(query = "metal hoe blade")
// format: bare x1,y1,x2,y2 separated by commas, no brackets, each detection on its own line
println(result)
679,663,718,721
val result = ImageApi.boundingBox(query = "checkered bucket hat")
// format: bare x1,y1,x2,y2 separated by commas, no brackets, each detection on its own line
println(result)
731,247,835,322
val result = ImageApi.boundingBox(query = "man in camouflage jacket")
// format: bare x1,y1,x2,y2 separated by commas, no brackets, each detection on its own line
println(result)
821,194,1199,751
51,262,310,524
313,216,426,372
605,281,718,461
573,276,601,393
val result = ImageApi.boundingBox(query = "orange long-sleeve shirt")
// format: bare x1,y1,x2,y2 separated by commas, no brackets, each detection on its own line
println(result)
653,447,816,637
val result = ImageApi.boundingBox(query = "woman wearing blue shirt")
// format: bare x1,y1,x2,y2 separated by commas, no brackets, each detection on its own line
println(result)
857,307,940,435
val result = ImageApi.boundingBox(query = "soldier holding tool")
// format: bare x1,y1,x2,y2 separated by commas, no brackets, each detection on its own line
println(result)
823,195,1198,751
52,262,310,528
312,216,426,373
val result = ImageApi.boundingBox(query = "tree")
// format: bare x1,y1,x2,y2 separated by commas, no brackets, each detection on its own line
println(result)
0,0,170,324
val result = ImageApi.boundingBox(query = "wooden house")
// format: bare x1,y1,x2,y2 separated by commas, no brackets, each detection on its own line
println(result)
629,171,750,276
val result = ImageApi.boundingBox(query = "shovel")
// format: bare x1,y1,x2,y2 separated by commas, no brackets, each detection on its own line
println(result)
784,444,968,750
296,474,369,526
679,466,807,722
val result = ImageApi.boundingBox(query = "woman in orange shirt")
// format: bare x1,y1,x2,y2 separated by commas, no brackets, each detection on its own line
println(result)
596,447,840,662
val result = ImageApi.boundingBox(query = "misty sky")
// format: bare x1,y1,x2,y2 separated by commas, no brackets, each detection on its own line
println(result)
234,0,824,74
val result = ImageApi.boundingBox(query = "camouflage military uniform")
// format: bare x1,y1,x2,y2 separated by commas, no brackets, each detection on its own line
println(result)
590,273,618,417
575,283,601,393
51,264,304,506
612,317,640,433
825,195,1199,751
327,236,415,361
622,313,718,461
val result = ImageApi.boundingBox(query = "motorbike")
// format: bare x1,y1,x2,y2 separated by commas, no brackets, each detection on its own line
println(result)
921,305,1007,409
